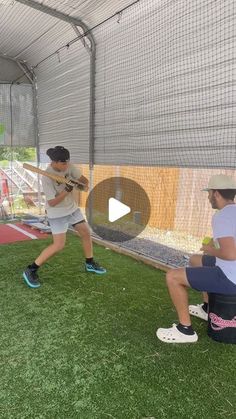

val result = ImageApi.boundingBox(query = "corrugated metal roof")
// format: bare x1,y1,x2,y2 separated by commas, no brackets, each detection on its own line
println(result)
29,0,137,28
0,0,137,66
0,2,63,63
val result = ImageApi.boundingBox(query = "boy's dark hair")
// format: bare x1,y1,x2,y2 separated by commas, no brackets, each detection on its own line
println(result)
213,189,236,200
46,146,70,162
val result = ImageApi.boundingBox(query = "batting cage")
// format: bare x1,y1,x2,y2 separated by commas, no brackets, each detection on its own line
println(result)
1,1,236,417
0,0,235,266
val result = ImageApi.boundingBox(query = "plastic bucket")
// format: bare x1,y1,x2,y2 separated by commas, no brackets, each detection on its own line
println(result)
207,293,236,343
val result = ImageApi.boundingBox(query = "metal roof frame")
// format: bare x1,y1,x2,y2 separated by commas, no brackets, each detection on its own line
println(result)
14,0,95,52
0,52,24,63
0,53,31,82
14,0,96,170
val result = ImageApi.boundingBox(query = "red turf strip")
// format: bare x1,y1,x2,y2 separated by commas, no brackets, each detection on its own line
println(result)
0,223,49,244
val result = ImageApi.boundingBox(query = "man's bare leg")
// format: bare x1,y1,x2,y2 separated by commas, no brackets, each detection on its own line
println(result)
156,267,198,343
189,254,208,303
23,233,67,288
74,221,106,274
35,233,67,266
166,268,191,325
74,222,93,258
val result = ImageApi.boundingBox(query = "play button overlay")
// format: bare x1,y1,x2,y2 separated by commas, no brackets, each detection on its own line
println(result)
85,177,151,242
108,198,131,222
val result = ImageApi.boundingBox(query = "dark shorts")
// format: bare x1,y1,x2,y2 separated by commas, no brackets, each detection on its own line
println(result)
186,255,236,295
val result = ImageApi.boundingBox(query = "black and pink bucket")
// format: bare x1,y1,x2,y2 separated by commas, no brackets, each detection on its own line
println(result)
207,293,236,344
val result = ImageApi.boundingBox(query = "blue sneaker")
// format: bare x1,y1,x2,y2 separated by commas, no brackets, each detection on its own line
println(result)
23,268,41,288
85,260,106,274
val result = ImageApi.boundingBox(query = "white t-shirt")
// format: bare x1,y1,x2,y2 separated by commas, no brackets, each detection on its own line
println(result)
212,204,236,285
42,164,82,219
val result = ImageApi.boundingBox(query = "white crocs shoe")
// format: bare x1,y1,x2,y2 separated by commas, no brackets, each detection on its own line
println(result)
189,304,208,321
156,323,198,344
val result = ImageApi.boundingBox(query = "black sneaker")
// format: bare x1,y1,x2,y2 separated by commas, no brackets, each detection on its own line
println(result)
23,268,41,288
85,260,106,274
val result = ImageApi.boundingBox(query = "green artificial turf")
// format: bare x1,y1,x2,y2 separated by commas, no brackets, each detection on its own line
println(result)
0,235,235,419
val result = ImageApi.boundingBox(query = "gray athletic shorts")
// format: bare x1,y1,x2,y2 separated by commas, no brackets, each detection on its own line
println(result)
48,208,85,234
186,255,236,294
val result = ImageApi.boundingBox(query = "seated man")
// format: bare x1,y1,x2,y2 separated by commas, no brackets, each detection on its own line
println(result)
156,174,236,343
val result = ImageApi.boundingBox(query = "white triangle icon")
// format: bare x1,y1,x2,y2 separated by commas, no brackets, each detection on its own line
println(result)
108,197,131,222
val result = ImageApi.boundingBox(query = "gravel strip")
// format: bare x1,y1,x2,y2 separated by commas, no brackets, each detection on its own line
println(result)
91,225,203,268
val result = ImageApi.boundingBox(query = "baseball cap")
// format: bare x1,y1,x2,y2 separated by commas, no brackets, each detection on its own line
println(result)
46,146,70,162
202,174,236,191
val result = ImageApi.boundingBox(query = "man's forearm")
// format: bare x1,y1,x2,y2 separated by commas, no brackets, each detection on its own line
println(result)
48,190,70,207
204,245,236,261
78,175,89,191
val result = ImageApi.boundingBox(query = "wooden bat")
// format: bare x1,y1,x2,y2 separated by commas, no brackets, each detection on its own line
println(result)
23,163,88,191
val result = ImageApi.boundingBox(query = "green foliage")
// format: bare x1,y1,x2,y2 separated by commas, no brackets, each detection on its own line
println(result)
13,196,28,210
0,146,36,162
0,159,9,168
0,123,5,135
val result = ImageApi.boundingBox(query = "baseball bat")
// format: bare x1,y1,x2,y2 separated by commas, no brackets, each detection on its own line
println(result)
23,163,88,191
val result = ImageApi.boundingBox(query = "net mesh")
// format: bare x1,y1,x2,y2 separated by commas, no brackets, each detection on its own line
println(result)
93,0,235,168
1,0,235,266
77,165,235,266
0,84,35,148
80,0,235,265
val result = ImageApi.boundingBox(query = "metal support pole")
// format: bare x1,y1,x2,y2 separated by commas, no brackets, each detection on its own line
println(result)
16,61,34,84
15,0,97,224
32,71,43,215
9,83,16,219
88,45,96,226
71,22,96,226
